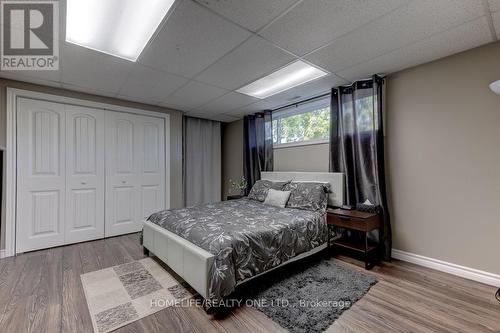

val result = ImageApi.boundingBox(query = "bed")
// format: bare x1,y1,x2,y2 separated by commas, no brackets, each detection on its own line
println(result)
142,172,344,303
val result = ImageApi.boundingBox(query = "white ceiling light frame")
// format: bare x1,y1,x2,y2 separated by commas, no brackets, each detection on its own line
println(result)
66,0,176,61
236,60,329,99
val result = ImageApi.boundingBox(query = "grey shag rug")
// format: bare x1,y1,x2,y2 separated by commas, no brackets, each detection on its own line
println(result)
239,259,377,333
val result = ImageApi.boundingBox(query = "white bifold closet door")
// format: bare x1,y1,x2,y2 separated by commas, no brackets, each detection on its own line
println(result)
105,111,165,237
65,105,105,244
16,99,105,253
16,98,166,252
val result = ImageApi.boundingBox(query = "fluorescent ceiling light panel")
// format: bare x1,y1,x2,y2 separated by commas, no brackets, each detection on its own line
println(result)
66,0,175,61
236,61,328,99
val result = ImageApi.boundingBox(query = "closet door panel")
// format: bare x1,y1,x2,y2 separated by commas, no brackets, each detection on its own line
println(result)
105,112,141,236
141,185,161,219
137,116,165,220
114,186,135,224
16,98,66,253
65,106,105,243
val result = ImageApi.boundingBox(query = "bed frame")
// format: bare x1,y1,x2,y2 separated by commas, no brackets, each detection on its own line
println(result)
142,172,344,299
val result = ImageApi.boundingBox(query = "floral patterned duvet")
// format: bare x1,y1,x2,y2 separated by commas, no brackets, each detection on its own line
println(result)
147,198,327,301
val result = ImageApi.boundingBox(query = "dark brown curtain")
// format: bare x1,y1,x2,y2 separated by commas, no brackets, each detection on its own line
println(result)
243,111,273,193
329,75,392,260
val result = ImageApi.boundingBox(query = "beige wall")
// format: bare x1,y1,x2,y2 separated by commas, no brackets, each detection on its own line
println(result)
386,41,500,275
221,41,500,275
274,143,329,172
221,119,244,199
0,78,184,249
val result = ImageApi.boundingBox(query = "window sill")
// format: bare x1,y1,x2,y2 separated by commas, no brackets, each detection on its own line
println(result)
273,139,329,149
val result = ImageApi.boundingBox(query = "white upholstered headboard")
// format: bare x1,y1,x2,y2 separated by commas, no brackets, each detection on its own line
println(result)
260,172,345,207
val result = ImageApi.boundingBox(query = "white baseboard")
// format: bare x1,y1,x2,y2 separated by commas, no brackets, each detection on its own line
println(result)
0,248,14,259
0,249,9,259
392,249,500,287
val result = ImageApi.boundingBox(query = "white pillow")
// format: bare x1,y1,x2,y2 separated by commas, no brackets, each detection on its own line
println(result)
263,189,291,208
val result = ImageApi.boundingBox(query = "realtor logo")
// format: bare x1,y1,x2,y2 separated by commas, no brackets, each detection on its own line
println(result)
1,0,59,70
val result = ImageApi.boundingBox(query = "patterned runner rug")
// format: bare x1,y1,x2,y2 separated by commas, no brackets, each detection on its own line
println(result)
81,258,194,333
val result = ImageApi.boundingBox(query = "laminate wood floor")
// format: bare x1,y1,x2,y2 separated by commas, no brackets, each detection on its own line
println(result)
0,233,498,333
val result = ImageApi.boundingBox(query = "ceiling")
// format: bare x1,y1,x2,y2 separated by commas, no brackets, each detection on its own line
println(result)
1,0,499,122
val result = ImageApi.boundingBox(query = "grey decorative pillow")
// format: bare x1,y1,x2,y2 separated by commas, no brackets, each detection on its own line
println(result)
283,182,331,211
247,180,290,202
263,189,291,208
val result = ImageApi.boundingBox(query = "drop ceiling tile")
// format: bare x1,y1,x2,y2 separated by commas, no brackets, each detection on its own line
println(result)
306,0,486,73
139,0,251,78
260,0,409,56
494,11,500,38
489,0,500,12
61,42,133,94
336,17,492,81
118,65,188,104
227,100,275,116
194,92,259,114
157,101,186,112
193,0,299,32
61,83,118,98
115,94,156,105
210,114,240,123
195,36,296,90
263,74,348,107
160,80,228,111
188,108,226,116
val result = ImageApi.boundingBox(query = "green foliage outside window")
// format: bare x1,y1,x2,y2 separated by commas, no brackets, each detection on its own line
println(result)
272,95,377,145
272,107,330,144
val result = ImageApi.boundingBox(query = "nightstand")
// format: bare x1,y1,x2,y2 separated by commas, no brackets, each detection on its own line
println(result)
226,194,244,200
327,208,380,270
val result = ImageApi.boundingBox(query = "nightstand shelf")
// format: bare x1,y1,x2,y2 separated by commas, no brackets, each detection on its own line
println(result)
333,237,378,253
327,208,381,270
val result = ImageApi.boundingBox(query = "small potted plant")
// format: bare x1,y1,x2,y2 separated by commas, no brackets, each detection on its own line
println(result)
228,177,247,199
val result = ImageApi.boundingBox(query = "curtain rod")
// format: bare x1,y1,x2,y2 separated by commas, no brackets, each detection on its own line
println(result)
270,75,386,113
271,92,331,113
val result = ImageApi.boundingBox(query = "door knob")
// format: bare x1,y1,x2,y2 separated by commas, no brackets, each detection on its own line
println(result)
81,182,86,185
122,181,126,184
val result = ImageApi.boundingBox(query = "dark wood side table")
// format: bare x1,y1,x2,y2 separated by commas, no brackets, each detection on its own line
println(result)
227,194,244,200
327,208,380,270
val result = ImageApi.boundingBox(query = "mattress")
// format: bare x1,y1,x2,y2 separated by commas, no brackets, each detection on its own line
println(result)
147,198,327,301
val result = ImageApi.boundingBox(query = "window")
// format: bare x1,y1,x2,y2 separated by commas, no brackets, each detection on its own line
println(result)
272,97,330,147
